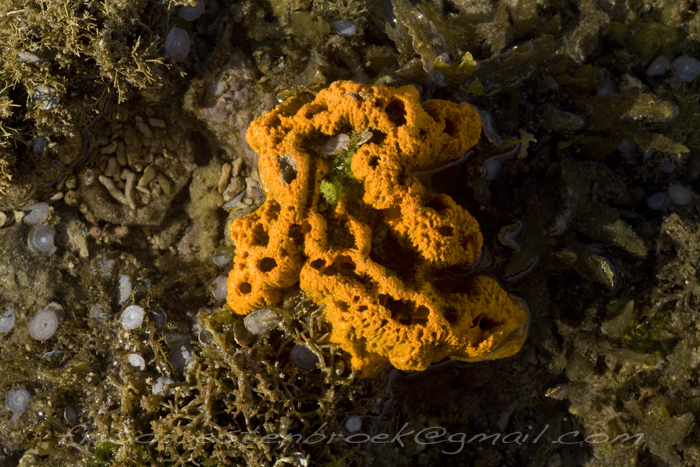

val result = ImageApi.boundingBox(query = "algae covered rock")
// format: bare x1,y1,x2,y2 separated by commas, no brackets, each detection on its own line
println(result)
225,81,529,376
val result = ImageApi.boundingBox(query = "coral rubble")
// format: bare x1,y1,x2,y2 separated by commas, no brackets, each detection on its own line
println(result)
226,80,529,376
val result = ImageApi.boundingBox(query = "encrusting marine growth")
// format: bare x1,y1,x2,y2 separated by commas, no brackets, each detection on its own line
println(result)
226,80,529,376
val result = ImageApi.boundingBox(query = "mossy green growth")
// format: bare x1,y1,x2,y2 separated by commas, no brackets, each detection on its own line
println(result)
630,20,680,61
624,314,666,353
86,441,119,467
319,130,370,205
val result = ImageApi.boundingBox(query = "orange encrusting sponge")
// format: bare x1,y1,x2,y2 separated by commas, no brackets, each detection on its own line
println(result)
227,81,529,377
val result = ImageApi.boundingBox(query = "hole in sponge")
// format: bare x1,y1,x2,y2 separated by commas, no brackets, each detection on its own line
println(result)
426,197,449,213
278,155,298,184
309,259,326,270
266,201,281,220
369,130,387,145
251,224,269,247
322,255,356,276
379,294,430,326
369,156,380,169
437,226,454,236
444,306,459,325
386,100,407,127
443,118,457,137
258,257,277,272
413,306,430,325
269,115,281,128
471,314,500,331
370,225,417,282
238,282,252,294
305,103,328,119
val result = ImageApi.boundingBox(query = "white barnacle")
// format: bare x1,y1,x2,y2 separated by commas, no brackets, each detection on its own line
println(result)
121,305,144,330
165,27,190,61
320,134,350,156
211,249,231,267
28,308,59,340
244,308,281,335
28,224,57,255
99,258,115,278
0,308,16,333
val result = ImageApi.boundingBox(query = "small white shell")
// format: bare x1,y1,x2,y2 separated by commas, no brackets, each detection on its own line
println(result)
169,346,193,371
33,137,49,155
128,353,146,371
91,304,108,323
28,309,59,340
668,184,692,206
150,307,167,328
333,20,356,37
64,406,78,424
152,376,174,395
121,305,144,330
344,415,363,433
165,27,190,61
647,56,670,76
292,453,308,467
178,1,204,21
596,79,617,96
646,192,668,210
211,250,231,267
617,139,636,153
17,52,41,64
290,344,319,370
28,224,57,255
25,203,49,224
117,275,132,304
24,202,50,224
481,157,503,180
209,275,228,301
6,388,30,413
0,308,16,333
674,56,700,83
43,302,64,320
